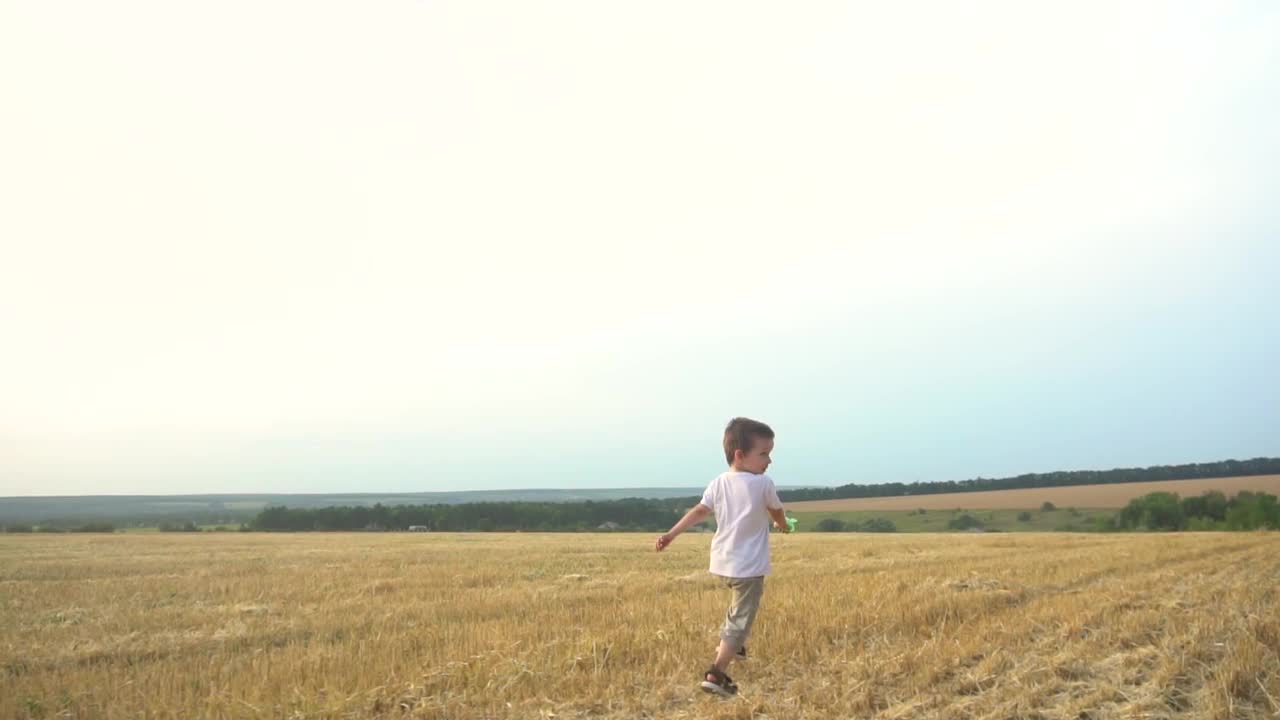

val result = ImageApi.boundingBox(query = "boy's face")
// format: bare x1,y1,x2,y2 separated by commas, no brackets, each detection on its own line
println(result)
735,436,773,474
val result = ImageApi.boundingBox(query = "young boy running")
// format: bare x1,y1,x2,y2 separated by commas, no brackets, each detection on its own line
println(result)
655,417,789,697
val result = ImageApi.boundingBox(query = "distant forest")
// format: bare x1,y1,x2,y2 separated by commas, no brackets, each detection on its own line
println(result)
5,457,1276,532
239,457,1280,532
776,457,1280,502
247,499,689,533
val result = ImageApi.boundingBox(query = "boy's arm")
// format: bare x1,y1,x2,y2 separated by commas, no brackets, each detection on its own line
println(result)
764,476,789,532
655,503,712,551
767,506,790,532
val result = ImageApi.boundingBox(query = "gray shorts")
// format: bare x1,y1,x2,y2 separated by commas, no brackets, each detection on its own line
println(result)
717,575,765,649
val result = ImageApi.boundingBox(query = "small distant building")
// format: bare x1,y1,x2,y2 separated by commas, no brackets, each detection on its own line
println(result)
597,521,621,531
408,525,430,532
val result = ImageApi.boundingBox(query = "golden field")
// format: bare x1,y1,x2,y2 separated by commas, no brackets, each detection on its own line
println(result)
2,532,1278,719
786,475,1280,512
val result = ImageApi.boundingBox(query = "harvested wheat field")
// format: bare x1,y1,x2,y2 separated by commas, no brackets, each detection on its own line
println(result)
787,475,1280,512
3,532,1278,720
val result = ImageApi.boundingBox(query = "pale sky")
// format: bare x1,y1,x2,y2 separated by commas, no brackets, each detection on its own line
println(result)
2,1,1277,496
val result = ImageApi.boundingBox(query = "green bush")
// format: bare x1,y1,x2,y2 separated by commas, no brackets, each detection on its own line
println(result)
855,517,897,533
1041,502,1057,512
1224,491,1280,530
1016,511,1032,522
3,524,33,533
1117,492,1185,530
1114,490,1277,531
1186,516,1223,531
811,517,896,532
948,514,983,531
1181,490,1228,521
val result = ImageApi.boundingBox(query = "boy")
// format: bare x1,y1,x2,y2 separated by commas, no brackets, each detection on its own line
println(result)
654,417,789,697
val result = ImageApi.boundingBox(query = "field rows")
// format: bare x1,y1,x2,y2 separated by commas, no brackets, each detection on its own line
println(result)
3,532,1278,719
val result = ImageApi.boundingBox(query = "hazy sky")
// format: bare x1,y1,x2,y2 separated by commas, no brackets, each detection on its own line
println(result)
2,1,1277,496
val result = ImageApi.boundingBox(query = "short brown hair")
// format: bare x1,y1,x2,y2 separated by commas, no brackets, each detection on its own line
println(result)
723,417,775,465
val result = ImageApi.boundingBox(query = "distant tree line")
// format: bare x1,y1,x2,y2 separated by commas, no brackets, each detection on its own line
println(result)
778,457,1280,502
1109,490,1279,531
2,523,117,533
247,498,696,532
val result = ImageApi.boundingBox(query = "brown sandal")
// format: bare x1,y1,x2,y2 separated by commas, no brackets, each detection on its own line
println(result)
700,666,738,697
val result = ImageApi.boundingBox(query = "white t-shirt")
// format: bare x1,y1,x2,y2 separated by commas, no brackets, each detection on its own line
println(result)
699,471,784,578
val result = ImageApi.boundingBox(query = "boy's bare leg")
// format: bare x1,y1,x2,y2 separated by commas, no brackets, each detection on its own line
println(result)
711,639,736,674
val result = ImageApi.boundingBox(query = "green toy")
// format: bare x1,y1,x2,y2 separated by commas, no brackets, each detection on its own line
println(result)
786,516,798,533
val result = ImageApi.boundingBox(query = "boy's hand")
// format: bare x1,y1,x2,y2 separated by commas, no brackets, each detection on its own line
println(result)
768,507,790,533
655,533,674,551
